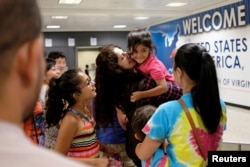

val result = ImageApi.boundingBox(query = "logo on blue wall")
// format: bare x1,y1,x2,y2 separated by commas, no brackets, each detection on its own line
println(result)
149,26,180,74
148,0,249,73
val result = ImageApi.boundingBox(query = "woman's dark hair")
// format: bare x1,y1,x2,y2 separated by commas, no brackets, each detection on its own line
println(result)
94,44,146,128
174,43,222,133
46,68,83,127
45,58,56,72
127,29,157,55
131,105,156,140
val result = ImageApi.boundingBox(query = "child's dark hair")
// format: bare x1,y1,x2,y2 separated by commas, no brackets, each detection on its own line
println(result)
131,105,156,140
127,29,157,55
46,68,83,127
174,43,222,133
45,58,56,72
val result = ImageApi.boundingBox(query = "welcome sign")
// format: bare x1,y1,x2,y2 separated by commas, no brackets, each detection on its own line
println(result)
149,0,250,107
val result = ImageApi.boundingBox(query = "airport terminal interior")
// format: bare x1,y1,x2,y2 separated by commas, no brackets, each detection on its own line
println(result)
1,1,250,167
39,0,250,153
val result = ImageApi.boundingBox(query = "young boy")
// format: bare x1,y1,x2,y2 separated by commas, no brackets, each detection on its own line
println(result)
131,105,168,167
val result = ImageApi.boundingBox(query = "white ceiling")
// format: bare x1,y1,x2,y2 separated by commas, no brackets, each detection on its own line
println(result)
38,0,240,32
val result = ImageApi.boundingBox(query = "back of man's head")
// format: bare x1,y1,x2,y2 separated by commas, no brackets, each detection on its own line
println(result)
0,0,41,78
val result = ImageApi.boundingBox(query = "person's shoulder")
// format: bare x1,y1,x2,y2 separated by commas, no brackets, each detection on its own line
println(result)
42,84,49,92
60,112,79,128
147,55,166,70
146,55,158,64
156,100,181,114
159,99,180,108
149,54,161,62
1,133,90,167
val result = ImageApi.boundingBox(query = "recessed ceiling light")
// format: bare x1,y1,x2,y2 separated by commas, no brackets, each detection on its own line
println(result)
166,2,187,7
51,16,68,19
113,25,127,28
134,17,149,20
58,0,82,4
46,25,61,29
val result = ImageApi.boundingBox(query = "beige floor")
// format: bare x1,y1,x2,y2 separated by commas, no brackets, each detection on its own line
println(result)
222,105,250,150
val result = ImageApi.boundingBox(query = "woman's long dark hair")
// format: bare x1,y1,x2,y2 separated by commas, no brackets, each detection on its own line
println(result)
174,43,222,133
46,68,82,127
94,44,146,128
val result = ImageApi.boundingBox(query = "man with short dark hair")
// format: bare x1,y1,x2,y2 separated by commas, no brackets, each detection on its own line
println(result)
48,51,67,77
0,1,89,166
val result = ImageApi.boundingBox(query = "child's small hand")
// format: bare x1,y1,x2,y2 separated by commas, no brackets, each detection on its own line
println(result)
130,91,142,102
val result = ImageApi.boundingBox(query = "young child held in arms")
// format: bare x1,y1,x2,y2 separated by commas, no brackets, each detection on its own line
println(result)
127,29,182,103
131,105,168,167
